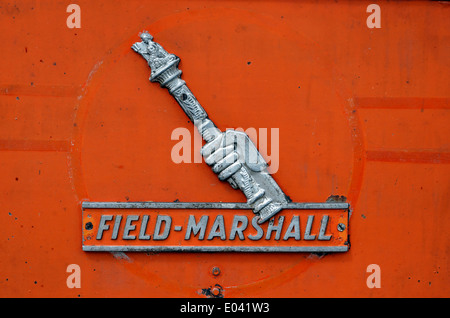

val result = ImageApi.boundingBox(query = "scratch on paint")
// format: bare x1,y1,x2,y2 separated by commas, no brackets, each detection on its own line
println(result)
80,60,103,98
67,60,103,202
111,252,132,262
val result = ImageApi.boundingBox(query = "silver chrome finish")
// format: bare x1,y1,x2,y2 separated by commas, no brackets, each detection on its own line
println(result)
337,223,346,232
132,31,290,223
82,245,348,253
82,201,350,210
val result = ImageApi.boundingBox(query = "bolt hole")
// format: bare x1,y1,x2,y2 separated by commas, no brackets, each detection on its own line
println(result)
212,267,221,276
85,222,93,230
181,93,188,101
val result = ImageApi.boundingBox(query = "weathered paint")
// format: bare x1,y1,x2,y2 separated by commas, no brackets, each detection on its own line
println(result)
0,0,448,298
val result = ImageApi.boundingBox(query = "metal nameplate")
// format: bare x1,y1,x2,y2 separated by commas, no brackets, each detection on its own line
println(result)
82,202,349,253
81,33,351,254
132,32,290,224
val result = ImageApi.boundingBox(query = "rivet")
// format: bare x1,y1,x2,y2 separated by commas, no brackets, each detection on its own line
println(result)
212,267,221,276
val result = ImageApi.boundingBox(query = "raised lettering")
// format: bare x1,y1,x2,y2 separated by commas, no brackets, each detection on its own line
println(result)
304,215,316,240
123,215,139,240
111,215,122,240
283,215,300,240
153,215,172,240
138,215,151,240
318,215,332,241
229,215,248,240
266,216,284,240
96,215,112,240
207,215,226,240
185,215,208,240
248,216,264,240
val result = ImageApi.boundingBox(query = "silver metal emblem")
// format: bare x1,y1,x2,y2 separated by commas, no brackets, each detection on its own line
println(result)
132,31,290,223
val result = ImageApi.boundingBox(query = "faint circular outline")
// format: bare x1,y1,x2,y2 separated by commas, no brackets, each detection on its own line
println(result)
68,7,366,296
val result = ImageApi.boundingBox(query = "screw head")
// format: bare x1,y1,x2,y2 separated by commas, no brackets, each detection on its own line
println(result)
212,267,221,276
337,223,346,232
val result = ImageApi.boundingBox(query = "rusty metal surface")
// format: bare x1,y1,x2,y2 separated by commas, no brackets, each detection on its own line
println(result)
0,0,449,298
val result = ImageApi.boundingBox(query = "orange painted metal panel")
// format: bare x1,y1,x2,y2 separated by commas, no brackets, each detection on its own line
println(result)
0,0,448,298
